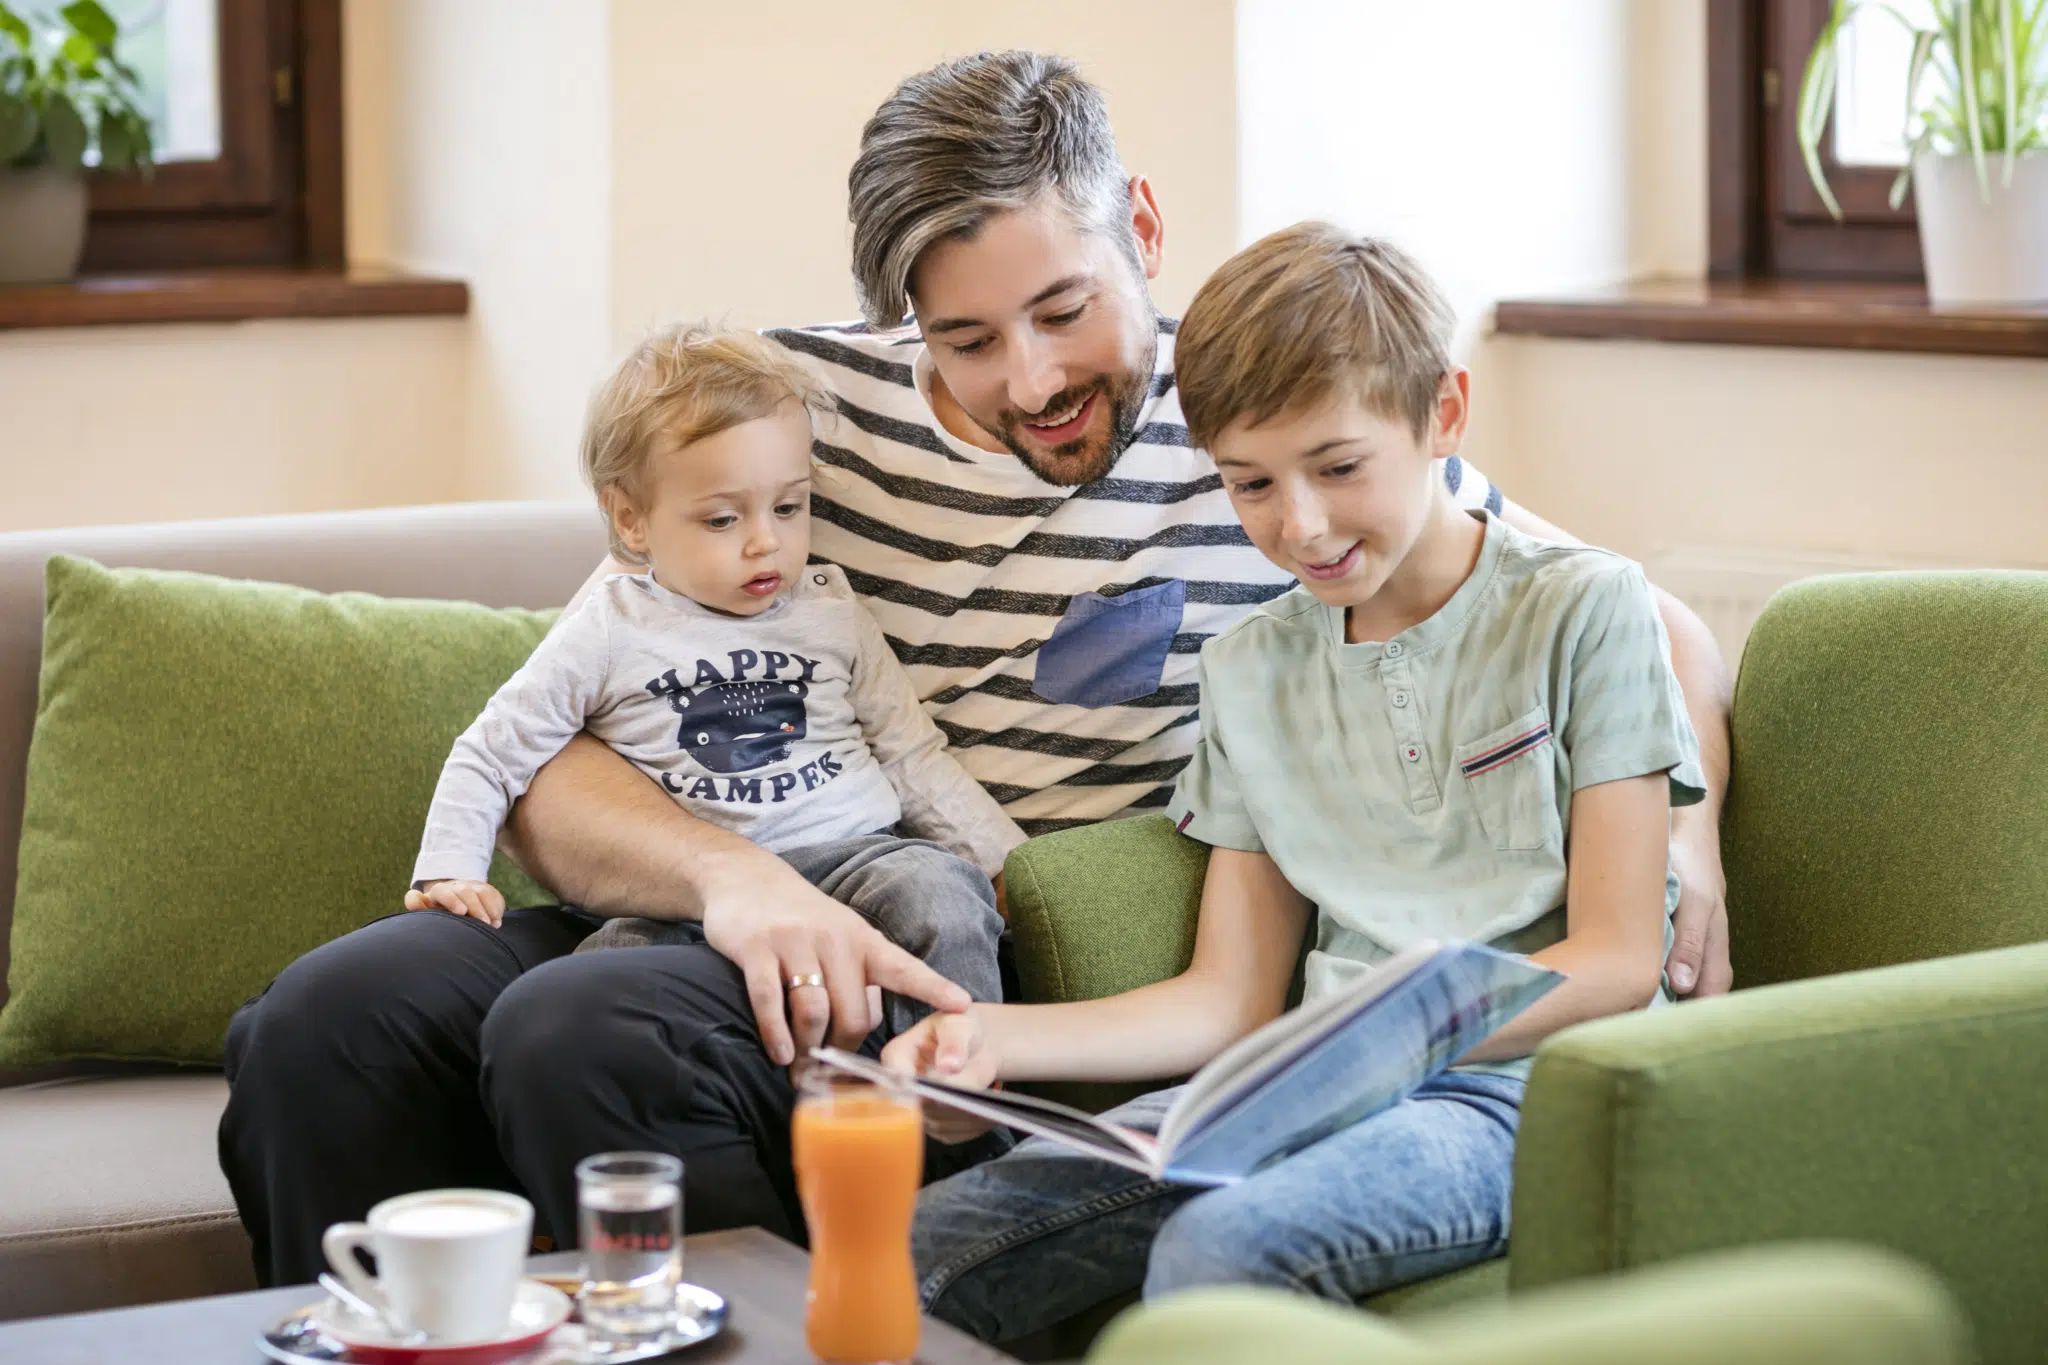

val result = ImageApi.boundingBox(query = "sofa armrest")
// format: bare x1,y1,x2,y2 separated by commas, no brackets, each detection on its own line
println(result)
1512,940,2048,1364
1001,816,1209,1113
1088,1245,1968,1365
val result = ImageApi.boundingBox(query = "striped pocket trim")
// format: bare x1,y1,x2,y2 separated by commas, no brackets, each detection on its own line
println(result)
1460,723,1552,778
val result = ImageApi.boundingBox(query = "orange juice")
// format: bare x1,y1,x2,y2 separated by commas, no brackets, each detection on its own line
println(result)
792,1078,924,1364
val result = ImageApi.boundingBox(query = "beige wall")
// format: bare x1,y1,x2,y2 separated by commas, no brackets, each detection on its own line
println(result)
347,0,614,504
6,0,2038,560
1471,337,2048,570
1235,0,2043,579
1459,0,2045,577
0,0,478,536
4,1,1236,528
606,0,1238,342
0,317,466,534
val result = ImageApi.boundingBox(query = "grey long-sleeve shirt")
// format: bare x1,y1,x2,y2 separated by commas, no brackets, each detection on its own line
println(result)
413,566,1025,886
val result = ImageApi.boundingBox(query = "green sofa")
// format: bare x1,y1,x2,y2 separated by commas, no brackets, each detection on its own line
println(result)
1002,571,2048,1364
1088,1243,1973,1365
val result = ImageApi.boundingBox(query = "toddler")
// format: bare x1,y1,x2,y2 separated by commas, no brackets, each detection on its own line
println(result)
408,324,1021,1034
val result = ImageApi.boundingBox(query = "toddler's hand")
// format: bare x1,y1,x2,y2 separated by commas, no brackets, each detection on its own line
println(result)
405,879,506,928
881,1009,999,1145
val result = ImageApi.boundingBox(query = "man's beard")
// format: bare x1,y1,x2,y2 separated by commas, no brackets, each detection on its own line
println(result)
989,347,1154,487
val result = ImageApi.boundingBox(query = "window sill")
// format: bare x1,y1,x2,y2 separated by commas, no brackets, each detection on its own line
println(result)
1493,277,2048,360
0,266,470,331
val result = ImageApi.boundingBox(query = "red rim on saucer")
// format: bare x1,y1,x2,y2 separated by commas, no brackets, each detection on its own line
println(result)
317,1278,572,1365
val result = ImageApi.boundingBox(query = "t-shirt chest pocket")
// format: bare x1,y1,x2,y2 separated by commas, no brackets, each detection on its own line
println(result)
1033,579,1186,708
1454,706,1561,852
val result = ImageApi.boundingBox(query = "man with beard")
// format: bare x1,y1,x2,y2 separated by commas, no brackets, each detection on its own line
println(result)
219,50,1735,1283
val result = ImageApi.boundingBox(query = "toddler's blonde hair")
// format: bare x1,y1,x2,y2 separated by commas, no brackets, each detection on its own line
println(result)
581,323,829,563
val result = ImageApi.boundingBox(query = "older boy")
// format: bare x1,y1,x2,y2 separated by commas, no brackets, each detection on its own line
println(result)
896,224,1702,1338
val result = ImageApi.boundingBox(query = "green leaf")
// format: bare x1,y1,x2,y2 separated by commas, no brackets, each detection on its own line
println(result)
125,108,150,176
1904,28,1938,134
0,87,34,160
60,30,97,72
0,4,30,53
1796,0,1854,220
1999,0,2017,180
39,86,85,168
1958,0,1990,194
60,0,116,52
95,99,129,169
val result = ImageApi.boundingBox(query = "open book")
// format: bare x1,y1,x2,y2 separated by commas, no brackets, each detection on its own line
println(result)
813,939,1562,1186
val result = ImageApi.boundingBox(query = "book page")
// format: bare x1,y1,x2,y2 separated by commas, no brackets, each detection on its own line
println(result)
1156,939,1442,1155
1159,945,1563,1184
808,1048,1161,1176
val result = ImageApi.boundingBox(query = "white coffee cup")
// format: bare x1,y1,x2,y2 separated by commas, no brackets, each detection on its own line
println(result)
322,1189,533,1343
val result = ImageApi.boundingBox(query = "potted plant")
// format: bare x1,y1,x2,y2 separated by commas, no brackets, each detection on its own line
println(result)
0,0,153,285
1799,0,2048,305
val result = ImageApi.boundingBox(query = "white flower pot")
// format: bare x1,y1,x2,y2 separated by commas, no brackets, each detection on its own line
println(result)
1912,151,2048,307
0,166,89,284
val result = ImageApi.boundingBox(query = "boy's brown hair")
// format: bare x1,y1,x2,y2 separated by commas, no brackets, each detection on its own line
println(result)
581,323,828,563
1175,223,1455,451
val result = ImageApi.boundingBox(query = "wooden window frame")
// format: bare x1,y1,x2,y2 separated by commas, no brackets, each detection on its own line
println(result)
79,0,343,272
1709,0,1924,281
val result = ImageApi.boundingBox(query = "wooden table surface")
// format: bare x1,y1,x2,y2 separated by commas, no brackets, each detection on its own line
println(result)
0,1227,1018,1364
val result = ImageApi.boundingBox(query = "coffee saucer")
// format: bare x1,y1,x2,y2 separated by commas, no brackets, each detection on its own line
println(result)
260,1279,727,1365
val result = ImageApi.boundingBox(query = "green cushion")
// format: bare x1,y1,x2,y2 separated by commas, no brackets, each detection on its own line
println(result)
1092,1245,1969,1365
1512,940,2048,1365
1723,570,2048,989
0,556,558,1066
1003,814,1209,1113
1366,1255,1507,1317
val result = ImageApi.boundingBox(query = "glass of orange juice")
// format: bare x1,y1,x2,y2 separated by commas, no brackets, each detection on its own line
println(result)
792,1070,924,1364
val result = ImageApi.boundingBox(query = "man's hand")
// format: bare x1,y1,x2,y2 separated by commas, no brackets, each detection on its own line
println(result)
1666,813,1732,996
405,878,506,928
882,1008,1000,1144
700,872,970,1068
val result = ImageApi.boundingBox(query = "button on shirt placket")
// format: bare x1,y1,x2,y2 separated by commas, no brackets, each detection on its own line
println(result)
1384,649,1440,812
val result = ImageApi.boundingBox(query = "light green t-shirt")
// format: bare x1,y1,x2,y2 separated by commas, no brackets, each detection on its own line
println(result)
1165,510,1706,1075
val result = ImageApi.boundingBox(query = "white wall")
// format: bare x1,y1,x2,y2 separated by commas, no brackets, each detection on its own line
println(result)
1238,0,1636,356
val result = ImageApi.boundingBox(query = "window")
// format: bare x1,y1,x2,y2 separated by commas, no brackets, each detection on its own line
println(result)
81,0,341,272
105,0,224,163
1709,0,1925,281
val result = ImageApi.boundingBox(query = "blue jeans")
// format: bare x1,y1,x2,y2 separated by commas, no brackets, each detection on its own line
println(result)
912,1070,1525,1343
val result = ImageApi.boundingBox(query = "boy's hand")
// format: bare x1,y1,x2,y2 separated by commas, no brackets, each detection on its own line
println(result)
881,1008,1000,1144
1666,812,1733,997
405,879,506,928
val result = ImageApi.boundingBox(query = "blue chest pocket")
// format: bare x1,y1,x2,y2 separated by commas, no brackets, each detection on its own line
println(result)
1032,579,1186,708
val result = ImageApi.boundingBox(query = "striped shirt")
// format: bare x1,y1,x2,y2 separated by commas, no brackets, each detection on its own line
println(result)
768,316,1502,837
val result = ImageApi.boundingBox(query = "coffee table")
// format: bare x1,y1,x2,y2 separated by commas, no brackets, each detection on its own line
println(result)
0,1227,1018,1364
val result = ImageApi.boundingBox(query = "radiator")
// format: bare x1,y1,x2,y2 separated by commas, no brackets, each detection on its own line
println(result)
1641,548,1980,665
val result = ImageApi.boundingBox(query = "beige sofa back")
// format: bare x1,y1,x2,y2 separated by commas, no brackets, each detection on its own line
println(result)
0,501,606,1030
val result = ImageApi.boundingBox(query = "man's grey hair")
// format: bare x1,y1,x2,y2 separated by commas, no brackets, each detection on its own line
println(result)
848,51,1135,329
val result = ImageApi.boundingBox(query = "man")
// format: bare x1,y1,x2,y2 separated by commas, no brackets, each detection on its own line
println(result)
219,50,1732,1286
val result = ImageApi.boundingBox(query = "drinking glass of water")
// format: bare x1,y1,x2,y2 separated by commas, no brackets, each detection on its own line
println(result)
576,1151,683,1344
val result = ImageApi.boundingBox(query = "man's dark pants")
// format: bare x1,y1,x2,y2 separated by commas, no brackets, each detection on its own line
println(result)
218,837,1009,1288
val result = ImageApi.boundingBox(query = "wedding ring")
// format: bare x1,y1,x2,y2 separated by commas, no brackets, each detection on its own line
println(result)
786,972,826,992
